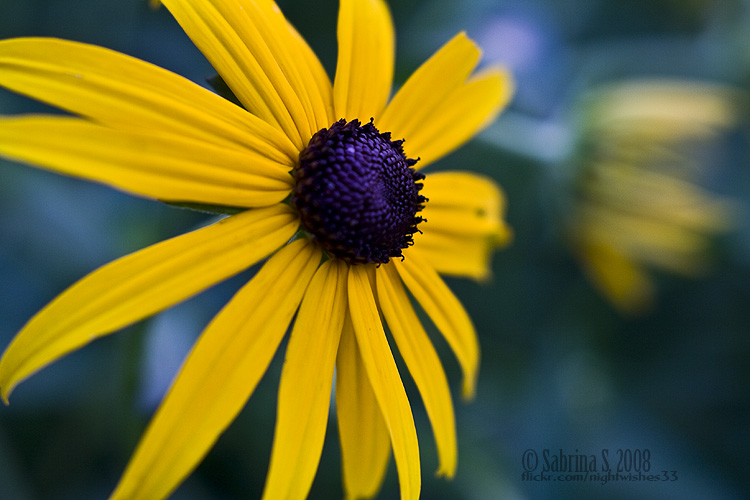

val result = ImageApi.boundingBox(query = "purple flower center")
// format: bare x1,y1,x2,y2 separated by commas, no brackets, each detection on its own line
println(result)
292,119,426,264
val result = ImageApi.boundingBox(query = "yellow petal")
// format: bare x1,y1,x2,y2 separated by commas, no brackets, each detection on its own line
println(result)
286,21,336,130
211,0,334,132
161,0,330,149
0,37,298,164
0,205,299,403
394,249,479,399
334,0,394,121
347,265,420,500
403,67,513,167
379,32,480,146
0,116,292,207
262,260,348,500
578,239,654,315
579,202,716,275
416,233,500,283
110,239,322,500
416,171,511,280
376,263,457,478
582,162,733,232
336,315,391,500
589,79,738,130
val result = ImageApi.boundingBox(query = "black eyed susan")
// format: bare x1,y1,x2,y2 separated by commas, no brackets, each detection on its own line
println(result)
568,80,736,314
0,0,513,499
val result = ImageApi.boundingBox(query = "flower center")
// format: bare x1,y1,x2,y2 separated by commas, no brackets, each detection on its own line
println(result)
292,119,426,264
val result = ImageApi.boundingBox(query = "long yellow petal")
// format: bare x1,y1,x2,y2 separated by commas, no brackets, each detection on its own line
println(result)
334,0,394,121
0,116,292,207
198,0,332,133
336,315,391,500
377,263,457,478
262,260,347,500
286,21,336,130
416,233,501,283
161,0,326,149
378,32,480,146
394,249,479,399
402,68,513,167
416,171,511,280
110,239,322,500
0,205,299,403
0,37,298,164
347,265,420,500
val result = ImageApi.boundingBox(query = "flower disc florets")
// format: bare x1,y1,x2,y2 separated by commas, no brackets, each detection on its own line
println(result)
292,119,426,264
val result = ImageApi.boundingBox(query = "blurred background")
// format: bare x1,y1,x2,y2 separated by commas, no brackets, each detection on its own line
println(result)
1,0,749,499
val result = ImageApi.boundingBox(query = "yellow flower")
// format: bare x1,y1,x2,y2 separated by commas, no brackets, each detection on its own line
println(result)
568,79,736,314
0,0,513,499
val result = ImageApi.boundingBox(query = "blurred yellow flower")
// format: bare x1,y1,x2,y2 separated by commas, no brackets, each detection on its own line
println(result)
568,80,737,314
0,0,513,499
